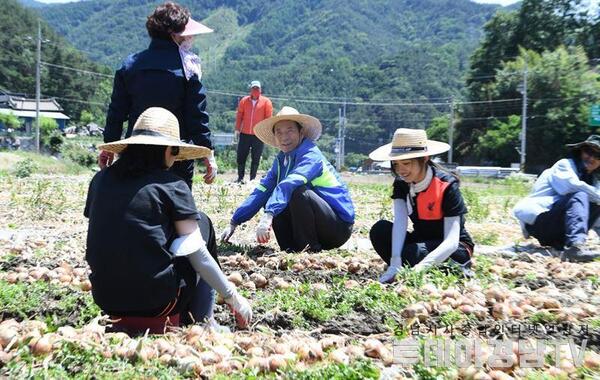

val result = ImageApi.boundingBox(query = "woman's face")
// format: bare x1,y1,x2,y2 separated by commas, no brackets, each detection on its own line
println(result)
392,157,429,183
274,120,302,153
580,147,600,173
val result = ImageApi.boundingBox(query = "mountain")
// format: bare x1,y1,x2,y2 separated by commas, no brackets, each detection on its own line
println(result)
32,0,505,155
0,0,111,122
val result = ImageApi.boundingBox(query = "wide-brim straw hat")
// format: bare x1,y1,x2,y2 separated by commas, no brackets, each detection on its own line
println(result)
566,134,600,152
254,106,322,147
369,128,449,161
98,107,211,161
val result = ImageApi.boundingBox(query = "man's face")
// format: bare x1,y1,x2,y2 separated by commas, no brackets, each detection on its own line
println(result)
580,146,600,173
274,120,302,153
250,86,261,99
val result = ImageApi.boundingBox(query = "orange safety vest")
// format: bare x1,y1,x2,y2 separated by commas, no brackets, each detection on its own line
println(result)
416,176,450,220
235,95,273,135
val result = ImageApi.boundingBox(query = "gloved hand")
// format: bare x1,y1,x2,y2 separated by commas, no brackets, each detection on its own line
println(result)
224,290,252,328
98,151,114,169
234,130,240,144
202,150,218,184
379,255,402,284
220,222,237,243
256,213,273,244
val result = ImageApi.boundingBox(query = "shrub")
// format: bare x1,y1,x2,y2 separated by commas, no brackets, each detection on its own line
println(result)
13,158,38,178
62,144,96,168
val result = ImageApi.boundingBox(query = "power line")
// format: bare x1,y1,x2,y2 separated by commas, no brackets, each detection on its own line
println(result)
41,61,113,78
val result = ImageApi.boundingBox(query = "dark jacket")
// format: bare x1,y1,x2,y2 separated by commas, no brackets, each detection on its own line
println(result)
104,38,212,149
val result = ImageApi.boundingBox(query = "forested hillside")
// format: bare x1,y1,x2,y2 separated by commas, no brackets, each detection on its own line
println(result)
29,0,505,159
0,0,111,123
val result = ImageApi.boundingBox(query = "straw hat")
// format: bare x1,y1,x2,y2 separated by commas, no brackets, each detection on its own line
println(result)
254,106,322,147
98,107,211,161
369,128,449,161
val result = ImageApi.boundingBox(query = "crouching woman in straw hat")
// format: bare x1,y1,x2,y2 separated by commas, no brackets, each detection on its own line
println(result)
369,129,474,283
85,107,252,330
221,107,355,252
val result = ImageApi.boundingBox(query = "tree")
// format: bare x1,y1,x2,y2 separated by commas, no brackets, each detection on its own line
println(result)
475,115,521,166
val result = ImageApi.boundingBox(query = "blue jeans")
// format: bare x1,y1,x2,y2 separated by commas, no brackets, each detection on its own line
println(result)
526,191,600,249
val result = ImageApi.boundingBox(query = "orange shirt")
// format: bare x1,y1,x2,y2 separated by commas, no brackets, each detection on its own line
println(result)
235,95,273,135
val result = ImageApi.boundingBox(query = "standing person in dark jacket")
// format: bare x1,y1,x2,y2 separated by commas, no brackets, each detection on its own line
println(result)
369,129,475,283
99,2,217,189
221,106,355,252
234,80,273,183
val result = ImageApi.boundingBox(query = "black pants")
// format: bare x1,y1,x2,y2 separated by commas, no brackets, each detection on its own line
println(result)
369,220,471,268
526,191,600,250
237,133,264,181
273,186,353,252
105,211,219,324
170,159,194,190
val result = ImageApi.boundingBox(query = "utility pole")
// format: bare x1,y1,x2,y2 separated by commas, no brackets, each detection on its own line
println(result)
336,107,342,171
341,99,346,169
35,19,41,153
448,99,455,163
520,61,528,172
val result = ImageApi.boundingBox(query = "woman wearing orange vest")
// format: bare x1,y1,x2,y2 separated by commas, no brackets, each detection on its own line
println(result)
235,80,273,183
369,129,474,283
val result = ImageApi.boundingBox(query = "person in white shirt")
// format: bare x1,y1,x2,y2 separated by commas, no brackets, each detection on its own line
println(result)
513,135,600,262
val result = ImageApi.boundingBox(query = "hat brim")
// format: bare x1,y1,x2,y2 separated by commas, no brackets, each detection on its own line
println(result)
98,135,211,161
369,140,450,161
254,114,322,147
566,141,600,151
179,18,213,36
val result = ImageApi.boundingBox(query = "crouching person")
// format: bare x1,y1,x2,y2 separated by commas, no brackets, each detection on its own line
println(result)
221,106,355,252
84,107,251,334
513,135,600,262
369,129,475,283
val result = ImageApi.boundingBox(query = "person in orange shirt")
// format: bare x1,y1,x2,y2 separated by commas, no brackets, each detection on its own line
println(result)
235,80,273,183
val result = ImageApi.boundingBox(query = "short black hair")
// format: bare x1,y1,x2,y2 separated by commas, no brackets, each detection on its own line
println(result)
112,144,168,178
146,2,190,40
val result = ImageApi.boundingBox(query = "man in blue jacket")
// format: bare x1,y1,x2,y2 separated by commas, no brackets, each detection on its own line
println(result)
220,107,355,252
513,135,600,262
99,2,217,189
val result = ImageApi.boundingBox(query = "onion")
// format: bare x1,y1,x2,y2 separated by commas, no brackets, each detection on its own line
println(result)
459,304,474,314
243,281,256,291
291,263,305,272
0,326,18,347
246,357,270,373
227,272,243,286
473,371,492,380
272,277,291,290
442,288,461,299
5,273,18,284
250,273,268,288
29,335,53,356
347,261,363,274
268,354,287,371
344,280,359,289
177,357,203,376
319,337,343,350
79,280,92,291
200,350,221,365
236,336,254,351
492,302,510,320
158,353,173,365
584,352,600,370
329,348,350,365
273,343,289,355
248,346,264,357
542,298,561,310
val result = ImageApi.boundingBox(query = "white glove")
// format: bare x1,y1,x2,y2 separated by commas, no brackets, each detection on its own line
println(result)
203,150,218,184
224,290,252,328
379,255,402,283
220,222,237,243
256,213,273,244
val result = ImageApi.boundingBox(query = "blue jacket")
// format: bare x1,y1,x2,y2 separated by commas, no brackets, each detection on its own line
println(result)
232,139,355,225
103,38,212,149
513,158,600,226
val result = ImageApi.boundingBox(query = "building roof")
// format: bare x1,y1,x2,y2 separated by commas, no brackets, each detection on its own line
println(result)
0,95,64,112
0,108,70,120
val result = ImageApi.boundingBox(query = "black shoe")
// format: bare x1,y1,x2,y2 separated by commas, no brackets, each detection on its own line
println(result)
560,244,600,262
234,178,245,184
